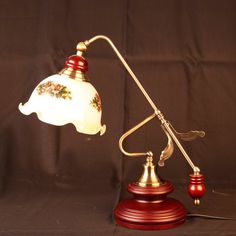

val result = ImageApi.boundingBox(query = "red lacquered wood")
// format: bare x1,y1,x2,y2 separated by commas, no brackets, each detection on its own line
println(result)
128,181,173,196
188,174,206,200
65,55,88,72
114,181,186,230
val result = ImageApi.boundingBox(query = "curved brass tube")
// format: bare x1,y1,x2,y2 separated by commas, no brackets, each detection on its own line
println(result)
118,113,156,158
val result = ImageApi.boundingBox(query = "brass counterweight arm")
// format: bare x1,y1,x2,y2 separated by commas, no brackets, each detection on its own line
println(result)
158,125,174,167
76,35,205,175
168,122,205,142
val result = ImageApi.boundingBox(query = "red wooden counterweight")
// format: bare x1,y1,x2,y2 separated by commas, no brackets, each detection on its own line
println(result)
188,174,206,205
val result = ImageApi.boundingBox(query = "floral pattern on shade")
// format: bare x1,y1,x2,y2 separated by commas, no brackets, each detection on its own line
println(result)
91,93,102,112
37,81,72,100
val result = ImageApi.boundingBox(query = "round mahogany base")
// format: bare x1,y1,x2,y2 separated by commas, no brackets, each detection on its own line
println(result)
114,182,186,230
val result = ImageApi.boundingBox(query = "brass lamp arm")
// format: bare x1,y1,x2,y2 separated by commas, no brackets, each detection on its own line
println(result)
77,35,202,175
77,35,159,112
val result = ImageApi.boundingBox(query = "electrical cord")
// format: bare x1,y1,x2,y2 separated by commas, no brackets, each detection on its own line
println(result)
187,213,235,220
187,188,236,221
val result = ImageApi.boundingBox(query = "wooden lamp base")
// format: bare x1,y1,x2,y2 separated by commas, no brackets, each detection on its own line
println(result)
114,181,186,230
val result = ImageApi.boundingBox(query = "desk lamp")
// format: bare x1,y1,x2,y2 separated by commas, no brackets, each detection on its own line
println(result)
19,35,206,230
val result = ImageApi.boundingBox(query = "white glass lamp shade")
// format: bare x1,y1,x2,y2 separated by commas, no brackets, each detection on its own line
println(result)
19,74,106,135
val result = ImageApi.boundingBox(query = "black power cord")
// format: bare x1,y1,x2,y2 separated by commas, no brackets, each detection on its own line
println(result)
187,213,235,221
